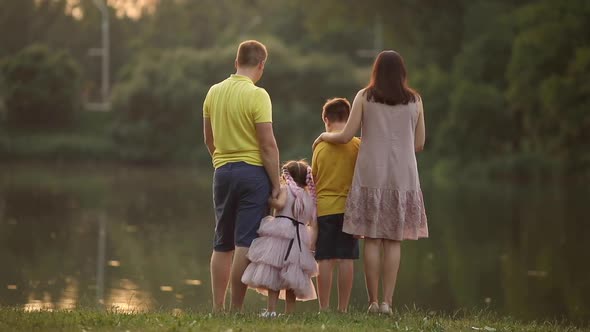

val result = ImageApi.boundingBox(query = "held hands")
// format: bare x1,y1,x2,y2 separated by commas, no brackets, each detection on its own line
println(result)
268,195,280,210
268,187,280,210
268,185,285,211
271,185,281,200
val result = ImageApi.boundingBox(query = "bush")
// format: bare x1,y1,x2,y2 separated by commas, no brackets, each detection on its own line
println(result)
111,48,223,162
111,40,364,162
0,44,81,129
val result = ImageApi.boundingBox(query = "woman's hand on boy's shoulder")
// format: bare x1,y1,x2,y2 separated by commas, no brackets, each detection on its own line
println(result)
312,133,326,150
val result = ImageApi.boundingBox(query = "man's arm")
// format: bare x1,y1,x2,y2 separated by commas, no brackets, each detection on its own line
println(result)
203,117,215,156
256,122,280,198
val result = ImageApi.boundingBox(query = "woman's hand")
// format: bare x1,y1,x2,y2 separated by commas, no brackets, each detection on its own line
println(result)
312,133,325,150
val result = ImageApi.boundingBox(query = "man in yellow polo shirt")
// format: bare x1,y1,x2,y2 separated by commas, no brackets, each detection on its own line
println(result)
203,40,280,313
312,98,360,313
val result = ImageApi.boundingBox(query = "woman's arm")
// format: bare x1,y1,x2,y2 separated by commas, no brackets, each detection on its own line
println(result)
313,89,364,149
414,99,426,152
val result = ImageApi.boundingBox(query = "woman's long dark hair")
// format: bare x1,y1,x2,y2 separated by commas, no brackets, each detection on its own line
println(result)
364,50,419,105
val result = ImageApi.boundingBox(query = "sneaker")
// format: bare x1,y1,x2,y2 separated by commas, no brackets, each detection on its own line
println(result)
367,302,379,313
259,310,277,318
379,302,393,315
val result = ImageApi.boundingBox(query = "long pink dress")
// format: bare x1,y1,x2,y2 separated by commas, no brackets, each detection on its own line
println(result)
343,89,429,240
241,186,318,301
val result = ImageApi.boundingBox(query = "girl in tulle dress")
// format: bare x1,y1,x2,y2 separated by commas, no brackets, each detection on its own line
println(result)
241,160,319,316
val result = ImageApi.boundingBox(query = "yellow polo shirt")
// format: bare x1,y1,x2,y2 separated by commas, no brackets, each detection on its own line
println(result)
312,137,360,217
203,75,272,169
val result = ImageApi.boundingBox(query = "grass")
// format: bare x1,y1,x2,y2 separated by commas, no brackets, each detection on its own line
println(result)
0,308,586,332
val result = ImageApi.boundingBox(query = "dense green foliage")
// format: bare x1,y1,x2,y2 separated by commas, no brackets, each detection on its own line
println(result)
0,44,81,129
110,49,208,161
0,0,588,177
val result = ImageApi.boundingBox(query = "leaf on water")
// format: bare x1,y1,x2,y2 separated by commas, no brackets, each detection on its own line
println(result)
108,260,121,267
184,279,202,286
527,270,548,278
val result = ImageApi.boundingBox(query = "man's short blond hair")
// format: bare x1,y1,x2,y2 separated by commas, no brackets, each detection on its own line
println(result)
236,40,267,67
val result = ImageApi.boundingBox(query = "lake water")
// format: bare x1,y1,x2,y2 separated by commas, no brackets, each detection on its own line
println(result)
0,163,588,323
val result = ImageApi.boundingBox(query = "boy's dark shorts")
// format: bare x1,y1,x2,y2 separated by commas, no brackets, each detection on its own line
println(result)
212,162,270,252
315,213,359,260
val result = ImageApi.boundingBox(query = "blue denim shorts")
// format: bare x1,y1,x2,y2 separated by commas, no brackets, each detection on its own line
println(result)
212,162,271,251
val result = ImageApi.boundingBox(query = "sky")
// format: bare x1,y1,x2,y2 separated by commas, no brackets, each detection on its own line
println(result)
63,0,158,20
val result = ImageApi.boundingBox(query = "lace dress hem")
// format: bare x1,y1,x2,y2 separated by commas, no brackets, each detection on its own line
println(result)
343,186,428,241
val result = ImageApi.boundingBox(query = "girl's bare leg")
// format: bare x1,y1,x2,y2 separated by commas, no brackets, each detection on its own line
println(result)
267,289,280,313
285,289,296,314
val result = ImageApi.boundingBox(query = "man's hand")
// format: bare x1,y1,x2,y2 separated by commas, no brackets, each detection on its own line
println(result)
271,185,281,200
256,122,280,201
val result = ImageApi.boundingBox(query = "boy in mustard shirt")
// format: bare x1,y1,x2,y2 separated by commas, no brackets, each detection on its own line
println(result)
312,98,360,312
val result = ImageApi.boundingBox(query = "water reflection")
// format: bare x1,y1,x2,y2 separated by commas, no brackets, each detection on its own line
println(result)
0,163,588,323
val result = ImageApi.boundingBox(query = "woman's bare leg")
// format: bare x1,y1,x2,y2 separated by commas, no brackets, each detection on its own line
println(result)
381,240,401,306
363,238,382,304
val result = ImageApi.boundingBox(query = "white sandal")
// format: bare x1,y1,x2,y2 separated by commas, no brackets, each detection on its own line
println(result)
367,302,380,313
259,310,277,318
379,302,393,315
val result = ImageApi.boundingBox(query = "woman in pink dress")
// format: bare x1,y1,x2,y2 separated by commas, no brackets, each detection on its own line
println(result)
313,51,428,314
241,160,318,316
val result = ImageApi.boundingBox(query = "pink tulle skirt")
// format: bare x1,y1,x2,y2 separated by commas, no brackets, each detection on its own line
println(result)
242,215,318,301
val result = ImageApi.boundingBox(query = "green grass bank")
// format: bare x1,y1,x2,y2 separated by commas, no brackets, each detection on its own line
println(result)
0,308,586,332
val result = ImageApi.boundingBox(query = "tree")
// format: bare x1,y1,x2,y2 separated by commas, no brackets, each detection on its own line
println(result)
504,0,590,175
0,44,82,129
435,81,509,161
111,47,226,162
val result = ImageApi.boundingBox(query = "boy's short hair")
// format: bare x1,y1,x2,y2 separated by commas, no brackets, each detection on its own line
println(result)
322,98,351,123
236,40,267,67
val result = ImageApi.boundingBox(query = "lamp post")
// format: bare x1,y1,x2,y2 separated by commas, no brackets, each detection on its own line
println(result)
87,0,111,111
96,213,106,308
356,14,383,59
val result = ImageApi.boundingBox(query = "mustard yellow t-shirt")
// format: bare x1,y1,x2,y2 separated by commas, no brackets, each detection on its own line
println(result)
203,75,272,169
312,137,360,217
